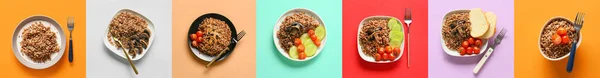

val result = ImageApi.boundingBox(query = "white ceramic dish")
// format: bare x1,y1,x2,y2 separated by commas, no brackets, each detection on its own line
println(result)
440,10,489,57
273,8,327,61
538,16,582,61
356,16,405,63
12,15,66,69
103,9,155,61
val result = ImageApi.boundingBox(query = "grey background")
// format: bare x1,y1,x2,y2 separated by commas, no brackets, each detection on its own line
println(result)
86,0,172,78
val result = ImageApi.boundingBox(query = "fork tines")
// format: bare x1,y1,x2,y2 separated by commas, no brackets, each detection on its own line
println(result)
237,30,246,40
575,12,585,25
497,28,508,39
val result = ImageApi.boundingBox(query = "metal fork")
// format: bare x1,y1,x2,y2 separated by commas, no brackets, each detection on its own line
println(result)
567,12,584,73
68,17,74,63
473,28,507,74
206,30,246,68
112,37,139,75
404,8,412,68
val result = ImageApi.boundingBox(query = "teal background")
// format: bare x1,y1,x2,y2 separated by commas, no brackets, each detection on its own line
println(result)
256,0,342,78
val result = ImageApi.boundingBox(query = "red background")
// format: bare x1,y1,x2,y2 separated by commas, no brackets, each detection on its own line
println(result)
342,0,428,78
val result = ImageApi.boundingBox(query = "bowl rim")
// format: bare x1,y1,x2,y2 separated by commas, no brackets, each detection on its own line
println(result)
538,16,582,61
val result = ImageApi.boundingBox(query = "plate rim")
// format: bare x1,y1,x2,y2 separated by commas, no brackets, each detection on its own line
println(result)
12,15,66,69
356,16,406,63
440,9,489,57
272,8,327,62
103,9,155,61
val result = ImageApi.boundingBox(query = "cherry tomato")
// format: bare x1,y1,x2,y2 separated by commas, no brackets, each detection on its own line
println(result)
308,29,315,35
475,39,482,46
459,47,466,55
297,45,305,53
473,47,480,54
385,46,392,53
462,41,470,48
196,36,203,43
294,38,302,46
190,34,197,41
375,53,381,61
299,52,306,60
310,35,318,42
192,41,198,47
196,31,203,37
468,38,475,44
552,34,562,45
393,47,401,56
314,41,321,46
382,53,389,60
466,47,473,55
378,47,385,54
562,35,570,44
389,53,396,60
557,28,567,36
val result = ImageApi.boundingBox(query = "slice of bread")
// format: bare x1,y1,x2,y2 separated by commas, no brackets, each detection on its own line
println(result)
469,8,489,38
481,12,497,39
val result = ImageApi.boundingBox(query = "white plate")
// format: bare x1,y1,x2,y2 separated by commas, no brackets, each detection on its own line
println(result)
357,16,405,63
12,15,66,69
440,10,489,57
103,9,155,61
273,8,327,61
538,16,582,61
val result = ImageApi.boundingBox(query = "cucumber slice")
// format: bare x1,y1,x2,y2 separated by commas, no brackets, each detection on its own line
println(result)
289,46,298,59
315,25,326,41
389,31,404,47
388,18,402,31
303,38,317,57
301,33,310,42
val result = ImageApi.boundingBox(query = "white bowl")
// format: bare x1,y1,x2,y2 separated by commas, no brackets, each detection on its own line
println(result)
273,8,326,61
12,15,66,69
103,9,155,61
356,16,405,63
538,16,582,61
440,10,489,57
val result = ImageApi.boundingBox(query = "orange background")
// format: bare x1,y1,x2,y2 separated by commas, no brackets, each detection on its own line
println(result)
172,0,256,78
0,0,86,77
515,0,600,78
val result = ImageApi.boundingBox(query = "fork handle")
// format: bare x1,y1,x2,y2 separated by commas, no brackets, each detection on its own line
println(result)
567,42,577,73
69,39,73,62
474,48,494,74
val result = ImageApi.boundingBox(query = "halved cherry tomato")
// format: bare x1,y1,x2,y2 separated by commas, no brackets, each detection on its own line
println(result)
385,46,392,53
466,47,473,55
552,34,562,45
562,36,570,44
299,52,306,60
473,47,480,54
196,31,203,37
308,30,315,35
294,38,302,46
382,53,389,61
310,35,318,42
314,41,321,46
459,47,466,55
475,39,482,46
462,41,470,48
192,41,198,47
468,38,475,44
393,47,401,56
557,28,567,36
389,53,396,60
378,47,385,54
375,53,381,61
190,34,197,41
297,45,305,53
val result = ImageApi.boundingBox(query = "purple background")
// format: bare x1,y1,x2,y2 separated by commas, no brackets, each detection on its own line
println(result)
428,0,514,78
